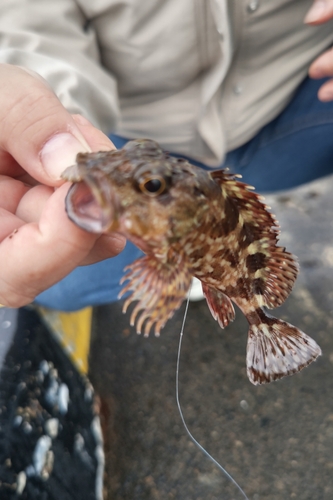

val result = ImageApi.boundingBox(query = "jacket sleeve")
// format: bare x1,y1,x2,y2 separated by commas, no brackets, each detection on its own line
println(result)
0,0,119,133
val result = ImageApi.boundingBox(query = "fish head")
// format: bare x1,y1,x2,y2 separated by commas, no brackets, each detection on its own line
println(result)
62,139,221,253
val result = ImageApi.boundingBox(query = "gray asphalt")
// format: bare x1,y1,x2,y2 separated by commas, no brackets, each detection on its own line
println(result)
89,174,333,500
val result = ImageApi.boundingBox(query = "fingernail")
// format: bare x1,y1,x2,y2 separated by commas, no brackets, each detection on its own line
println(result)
41,133,90,179
304,1,327,23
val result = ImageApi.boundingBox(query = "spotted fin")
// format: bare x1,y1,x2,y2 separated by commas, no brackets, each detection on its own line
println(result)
202,284,235,329
211,171,298,308
119,255,191,336
246,317,321,385
247,247,298,309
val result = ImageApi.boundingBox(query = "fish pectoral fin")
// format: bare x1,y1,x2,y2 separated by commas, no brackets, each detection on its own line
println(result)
202,284,235,329
118,255,191,337
246,318,321,385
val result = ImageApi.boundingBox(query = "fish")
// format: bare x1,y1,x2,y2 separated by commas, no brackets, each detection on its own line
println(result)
62,138,321,385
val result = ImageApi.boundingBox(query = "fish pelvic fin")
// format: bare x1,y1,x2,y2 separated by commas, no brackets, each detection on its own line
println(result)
202,284,235,329
246,317,321,385
119,254,192,337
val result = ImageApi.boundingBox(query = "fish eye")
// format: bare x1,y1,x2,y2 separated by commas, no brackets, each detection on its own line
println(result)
139,176,166,196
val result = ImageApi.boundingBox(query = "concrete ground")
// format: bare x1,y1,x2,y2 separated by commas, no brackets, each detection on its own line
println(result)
89,174,333,500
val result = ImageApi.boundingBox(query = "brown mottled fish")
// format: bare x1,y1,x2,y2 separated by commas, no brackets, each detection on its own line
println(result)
62,139,321,385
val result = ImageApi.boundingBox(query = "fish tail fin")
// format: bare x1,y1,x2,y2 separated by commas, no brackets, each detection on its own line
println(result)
246,317,321,385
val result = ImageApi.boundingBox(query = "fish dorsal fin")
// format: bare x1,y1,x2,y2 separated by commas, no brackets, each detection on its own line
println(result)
119,254,192,336
202,283,235,329
211,171,275,227
210,171,298,308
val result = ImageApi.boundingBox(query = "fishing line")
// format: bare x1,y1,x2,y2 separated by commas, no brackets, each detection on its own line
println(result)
176,293,249,500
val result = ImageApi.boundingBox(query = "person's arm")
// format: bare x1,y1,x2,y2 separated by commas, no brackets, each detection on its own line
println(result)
0,2,126,306
305,0,333,101
0,65,125,308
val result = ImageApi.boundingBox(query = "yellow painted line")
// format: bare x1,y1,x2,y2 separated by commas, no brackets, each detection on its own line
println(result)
37,306,93,374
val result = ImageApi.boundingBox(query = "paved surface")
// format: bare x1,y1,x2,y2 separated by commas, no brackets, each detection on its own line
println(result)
89,175,333,500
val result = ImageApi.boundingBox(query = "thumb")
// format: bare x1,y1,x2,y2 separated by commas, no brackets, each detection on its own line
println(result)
304,0,333,24
0,64,109,186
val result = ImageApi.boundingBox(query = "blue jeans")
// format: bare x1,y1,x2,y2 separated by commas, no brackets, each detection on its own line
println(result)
36,77,333,310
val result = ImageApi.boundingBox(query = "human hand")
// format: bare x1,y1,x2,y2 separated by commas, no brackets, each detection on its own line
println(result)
0,64,125,308
305,1,333,101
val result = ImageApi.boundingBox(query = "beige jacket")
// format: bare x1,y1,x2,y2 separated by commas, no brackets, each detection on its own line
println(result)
0,0,333,166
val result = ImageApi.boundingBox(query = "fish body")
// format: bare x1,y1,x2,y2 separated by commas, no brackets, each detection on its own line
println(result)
63,139,321,385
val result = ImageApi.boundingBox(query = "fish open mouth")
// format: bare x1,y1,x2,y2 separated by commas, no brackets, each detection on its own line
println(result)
65,179,115,233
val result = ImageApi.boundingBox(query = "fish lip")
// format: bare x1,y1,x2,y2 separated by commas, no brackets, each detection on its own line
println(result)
65,174,117,233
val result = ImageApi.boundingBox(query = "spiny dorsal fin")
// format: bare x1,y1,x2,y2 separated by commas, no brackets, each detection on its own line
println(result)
210,171,298,308
210,170,279,242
